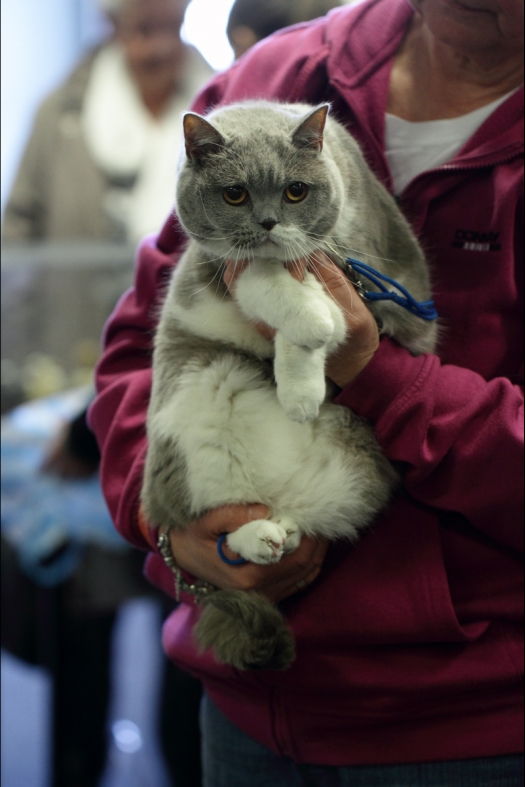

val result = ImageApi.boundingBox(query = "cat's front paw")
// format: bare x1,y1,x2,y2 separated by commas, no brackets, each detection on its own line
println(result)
277,377,325,423
281,305,334,350
226,520,288,565
275,517,301,553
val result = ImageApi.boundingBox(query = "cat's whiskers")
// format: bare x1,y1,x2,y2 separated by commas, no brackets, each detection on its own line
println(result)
188,241,255,331
191,239,251,296
282,234,313,267
308,237,347,265
284,232,319,265
288,254,303,279
306,231,400,267
180,222,230,241
281,237,299,270
179,221,231,245
230,241,250,270
190,254,229,298
195,250,234,267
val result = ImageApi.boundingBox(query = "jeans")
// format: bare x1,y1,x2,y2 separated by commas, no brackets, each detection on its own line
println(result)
201,693,524,787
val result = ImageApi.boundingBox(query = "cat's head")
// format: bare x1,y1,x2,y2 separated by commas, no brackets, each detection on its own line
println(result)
175,102,344,264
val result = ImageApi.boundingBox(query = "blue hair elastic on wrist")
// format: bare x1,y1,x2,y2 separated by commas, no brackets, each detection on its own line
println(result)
217,533,247,566
343,257,438,321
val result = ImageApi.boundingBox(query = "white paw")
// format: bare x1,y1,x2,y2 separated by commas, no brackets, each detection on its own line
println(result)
281,306,334,350
226,520,288,565
277,378,325,423
275,517,301,553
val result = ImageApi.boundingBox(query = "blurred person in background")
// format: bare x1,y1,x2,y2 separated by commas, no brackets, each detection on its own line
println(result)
2,2,212,786
227,0,343,59
2,0,211,246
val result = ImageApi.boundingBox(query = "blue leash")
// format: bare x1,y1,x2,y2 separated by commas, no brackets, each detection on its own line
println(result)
343,257,438,321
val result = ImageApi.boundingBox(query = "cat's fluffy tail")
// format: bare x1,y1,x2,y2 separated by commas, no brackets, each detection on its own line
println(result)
194,590,295,670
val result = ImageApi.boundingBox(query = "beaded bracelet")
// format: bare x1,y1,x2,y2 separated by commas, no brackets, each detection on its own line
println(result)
157,527,217,603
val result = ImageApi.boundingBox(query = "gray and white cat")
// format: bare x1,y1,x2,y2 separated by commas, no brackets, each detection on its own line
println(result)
141,101,437,670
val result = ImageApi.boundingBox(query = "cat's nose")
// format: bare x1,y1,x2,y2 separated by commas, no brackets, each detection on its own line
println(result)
260,220,278,232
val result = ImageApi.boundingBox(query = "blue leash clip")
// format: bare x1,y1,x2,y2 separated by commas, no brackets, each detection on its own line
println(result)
343,257,438,321
217,533,247,566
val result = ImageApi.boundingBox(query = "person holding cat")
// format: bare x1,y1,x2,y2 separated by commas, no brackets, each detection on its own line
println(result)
90,0,523,785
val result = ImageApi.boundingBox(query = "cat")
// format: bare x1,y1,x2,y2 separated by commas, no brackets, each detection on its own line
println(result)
141,101,437,670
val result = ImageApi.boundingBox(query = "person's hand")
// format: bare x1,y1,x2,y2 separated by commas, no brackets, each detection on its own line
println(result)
168,504,328,603
223,252,379,387
309,252,379,387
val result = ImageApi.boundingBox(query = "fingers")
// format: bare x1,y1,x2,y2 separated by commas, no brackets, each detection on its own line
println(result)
223,257,308,292
222,259,248,291
224,253,346,303
308,253,380,387
310,252,365,321
169,504,271,590
257,537,329,603
285,258,308,282
219,534,328,599
169,505,329,601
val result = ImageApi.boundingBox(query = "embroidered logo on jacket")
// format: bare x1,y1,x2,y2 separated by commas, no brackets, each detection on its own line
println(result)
452,229,501,252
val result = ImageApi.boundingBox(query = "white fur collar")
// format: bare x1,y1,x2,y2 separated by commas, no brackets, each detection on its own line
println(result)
81,43,213,242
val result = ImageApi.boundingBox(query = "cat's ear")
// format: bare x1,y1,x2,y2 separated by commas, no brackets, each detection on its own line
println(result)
292,104,330,153
183,113,225,161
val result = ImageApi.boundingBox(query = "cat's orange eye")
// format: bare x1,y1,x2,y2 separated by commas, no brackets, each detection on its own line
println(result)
284,182,308,203
223,186,248,205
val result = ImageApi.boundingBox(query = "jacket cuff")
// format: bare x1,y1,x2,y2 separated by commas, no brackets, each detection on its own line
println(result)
333,336,432,427
139,506,201,605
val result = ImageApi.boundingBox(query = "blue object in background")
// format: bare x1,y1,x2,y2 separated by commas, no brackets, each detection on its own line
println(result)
1,386,127,586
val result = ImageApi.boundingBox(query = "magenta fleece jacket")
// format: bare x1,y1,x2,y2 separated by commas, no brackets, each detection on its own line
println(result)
90,0,524,767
